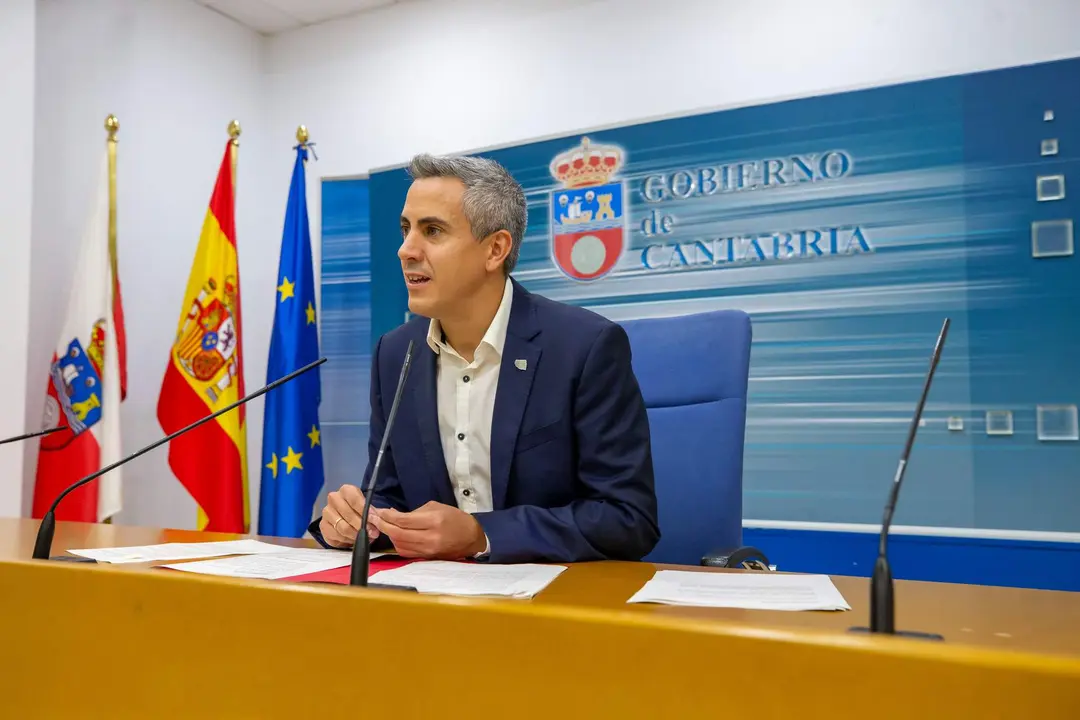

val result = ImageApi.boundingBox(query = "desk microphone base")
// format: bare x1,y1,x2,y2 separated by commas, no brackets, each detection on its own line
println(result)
301,581,418,592
357,583,417,592
848,626,944,641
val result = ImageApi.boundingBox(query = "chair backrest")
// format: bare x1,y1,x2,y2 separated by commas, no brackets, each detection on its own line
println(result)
619,309,752,566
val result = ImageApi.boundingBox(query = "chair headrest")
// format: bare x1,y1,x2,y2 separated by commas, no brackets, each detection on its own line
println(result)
619,309,752,407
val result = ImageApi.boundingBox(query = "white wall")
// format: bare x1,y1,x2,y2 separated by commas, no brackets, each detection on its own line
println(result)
26,0,279,529
0,0,36,517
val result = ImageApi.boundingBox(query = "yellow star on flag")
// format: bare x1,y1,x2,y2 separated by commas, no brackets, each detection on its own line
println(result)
277,276,295,302
282,446,304,474
306,301,316,325
308,425,321,448
265,452,278,479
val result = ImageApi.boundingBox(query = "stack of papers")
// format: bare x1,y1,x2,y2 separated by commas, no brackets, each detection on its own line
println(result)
161,548,384,580
67,539,290,564
369,561,567,599
627,570,851,611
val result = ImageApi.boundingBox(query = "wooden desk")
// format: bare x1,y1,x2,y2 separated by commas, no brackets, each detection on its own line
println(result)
1,518,1079,718
3,518,1079,657
541,562,1080,658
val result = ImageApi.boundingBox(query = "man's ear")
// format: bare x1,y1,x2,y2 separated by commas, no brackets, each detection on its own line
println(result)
484,229,513,273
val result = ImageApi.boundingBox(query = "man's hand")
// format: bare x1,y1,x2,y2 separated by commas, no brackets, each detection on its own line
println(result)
370,501,487,559
318,484,381,548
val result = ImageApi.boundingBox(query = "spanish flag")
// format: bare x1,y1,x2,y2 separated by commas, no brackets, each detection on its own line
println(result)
157,142,249,533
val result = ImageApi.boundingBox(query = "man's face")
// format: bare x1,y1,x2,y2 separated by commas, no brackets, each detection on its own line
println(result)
398,177,491,319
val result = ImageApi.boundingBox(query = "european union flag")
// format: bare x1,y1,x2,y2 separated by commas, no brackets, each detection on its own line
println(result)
258,144,324,537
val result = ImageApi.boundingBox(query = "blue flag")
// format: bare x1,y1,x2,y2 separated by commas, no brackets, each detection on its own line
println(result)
258,145,324,537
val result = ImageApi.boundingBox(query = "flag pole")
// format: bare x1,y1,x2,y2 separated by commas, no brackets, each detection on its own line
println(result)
105,115,119,282
226,118,249,533
295,124,317,338
103,114,120,526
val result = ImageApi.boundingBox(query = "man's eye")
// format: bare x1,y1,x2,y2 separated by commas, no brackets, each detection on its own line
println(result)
400,225,409,237
425,226,441,236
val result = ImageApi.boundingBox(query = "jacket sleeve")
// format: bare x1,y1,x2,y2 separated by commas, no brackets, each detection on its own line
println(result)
308,334,407,551
473,323,660,563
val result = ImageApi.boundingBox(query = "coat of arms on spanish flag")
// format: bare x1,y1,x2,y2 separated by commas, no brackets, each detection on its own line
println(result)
157,141,249,533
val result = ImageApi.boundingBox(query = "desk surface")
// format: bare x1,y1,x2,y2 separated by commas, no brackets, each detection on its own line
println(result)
4,518,1079,658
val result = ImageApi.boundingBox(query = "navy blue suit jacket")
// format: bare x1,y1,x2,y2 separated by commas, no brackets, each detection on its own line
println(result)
310,278,659,563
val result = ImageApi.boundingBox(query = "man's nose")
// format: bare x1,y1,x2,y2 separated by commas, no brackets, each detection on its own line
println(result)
398,231,421,263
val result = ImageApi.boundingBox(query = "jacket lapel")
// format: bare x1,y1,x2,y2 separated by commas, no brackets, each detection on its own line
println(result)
489,281,541,510
412,343,456,505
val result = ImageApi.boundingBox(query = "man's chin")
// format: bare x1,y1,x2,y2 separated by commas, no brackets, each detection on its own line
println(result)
407,296,436,318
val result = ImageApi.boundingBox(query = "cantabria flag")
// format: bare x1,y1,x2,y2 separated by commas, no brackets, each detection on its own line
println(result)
33,149,127,522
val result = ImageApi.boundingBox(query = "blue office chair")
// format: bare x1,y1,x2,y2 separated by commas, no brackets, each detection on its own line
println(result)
620,309,767,569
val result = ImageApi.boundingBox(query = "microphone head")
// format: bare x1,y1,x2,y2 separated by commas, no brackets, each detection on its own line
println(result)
934,317,950,350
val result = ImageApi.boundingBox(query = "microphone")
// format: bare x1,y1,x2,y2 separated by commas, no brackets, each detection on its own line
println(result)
32,356,328,562
350,339,417,590
849,318,950,641
0,426,68,447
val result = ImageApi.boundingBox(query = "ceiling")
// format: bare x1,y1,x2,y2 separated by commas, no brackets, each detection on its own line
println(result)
192,0,411,35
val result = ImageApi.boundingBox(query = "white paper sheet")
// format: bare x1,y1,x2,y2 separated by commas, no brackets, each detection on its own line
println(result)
627,570,851,611
67,539,291,564
160,548,384,580
368,561,567,598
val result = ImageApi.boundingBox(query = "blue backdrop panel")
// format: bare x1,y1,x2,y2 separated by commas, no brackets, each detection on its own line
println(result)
323,58,1079,588
317,177,371,506
368,57,1079,535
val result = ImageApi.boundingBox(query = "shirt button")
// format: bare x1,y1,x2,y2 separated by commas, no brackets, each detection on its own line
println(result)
463,375,470,383
462,489,471,497
457,432,465,441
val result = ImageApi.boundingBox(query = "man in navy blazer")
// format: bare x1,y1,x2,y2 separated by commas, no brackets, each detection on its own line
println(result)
309,153,659,564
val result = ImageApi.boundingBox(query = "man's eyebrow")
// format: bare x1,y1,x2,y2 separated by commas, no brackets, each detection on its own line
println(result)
401,215,451,228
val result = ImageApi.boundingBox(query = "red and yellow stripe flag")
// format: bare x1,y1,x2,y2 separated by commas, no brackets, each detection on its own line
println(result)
157,142,249,532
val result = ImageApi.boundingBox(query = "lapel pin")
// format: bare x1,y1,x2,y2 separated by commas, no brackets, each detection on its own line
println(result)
514,359,527,371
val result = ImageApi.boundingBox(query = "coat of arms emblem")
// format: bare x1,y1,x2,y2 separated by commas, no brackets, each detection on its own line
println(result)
174,275,240,403
549,137,627,281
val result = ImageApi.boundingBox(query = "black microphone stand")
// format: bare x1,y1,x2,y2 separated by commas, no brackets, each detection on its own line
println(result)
32,357,327,562
350,340,416,592
0,425,68,447
849,319,949,641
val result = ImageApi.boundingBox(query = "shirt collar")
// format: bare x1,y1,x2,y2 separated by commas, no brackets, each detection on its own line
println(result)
426,276,514,359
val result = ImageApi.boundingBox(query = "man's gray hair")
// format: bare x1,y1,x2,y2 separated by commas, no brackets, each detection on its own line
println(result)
407,153,528,274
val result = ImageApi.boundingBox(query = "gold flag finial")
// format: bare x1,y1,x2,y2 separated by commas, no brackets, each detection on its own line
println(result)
105,114,120,138
296,125,309,144
228,120,241,200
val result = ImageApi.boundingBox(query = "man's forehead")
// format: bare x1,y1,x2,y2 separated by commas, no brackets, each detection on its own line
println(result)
403,176,465,214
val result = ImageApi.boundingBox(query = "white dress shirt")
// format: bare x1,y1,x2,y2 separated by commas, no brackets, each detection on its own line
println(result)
425,277,513,554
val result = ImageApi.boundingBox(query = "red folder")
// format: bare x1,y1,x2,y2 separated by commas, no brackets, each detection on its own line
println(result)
279,556,420,585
